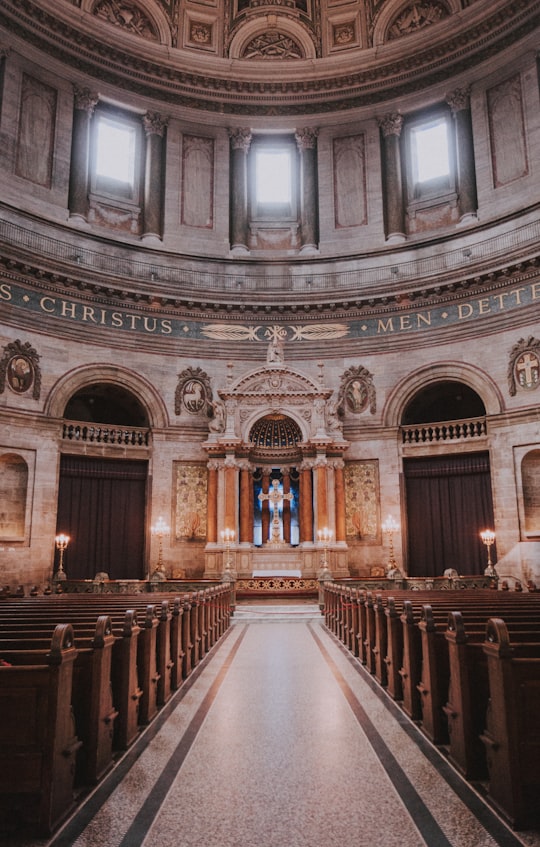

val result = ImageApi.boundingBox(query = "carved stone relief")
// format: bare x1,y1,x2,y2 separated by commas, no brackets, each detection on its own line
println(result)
386,2,448,41
174,366,213,415
339,365,376,415
0,340,41,400
508,337,540,395
92,0,159,40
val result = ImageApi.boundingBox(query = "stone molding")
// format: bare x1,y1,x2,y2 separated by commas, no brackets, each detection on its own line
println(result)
1,0,537,114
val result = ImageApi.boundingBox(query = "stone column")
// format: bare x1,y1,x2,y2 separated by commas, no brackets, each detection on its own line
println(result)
224,456,238,535
282,468,291,544
261,469,271,544
315,455,329,531
299,461,314,543
295,128,319,252
446,87,478,223
142,112,168,240
239,461,253,544
206,460,219,544
68,86,99,222
333,459,346,544
378,113,406,242
229,128,252,253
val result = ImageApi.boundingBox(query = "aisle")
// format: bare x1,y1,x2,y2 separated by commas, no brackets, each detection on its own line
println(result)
35,607,540,847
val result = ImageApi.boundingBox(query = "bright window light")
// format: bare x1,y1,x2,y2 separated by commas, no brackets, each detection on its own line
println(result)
95,118,136,185
412,120,450,183
255,150,292,204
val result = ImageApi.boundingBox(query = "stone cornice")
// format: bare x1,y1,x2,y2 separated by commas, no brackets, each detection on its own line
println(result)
0,0,538,115
2,246,538,325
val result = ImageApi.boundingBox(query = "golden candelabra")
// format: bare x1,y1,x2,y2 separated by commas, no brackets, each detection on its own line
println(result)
480,529,497,577
54,533,70,580
382,515,399,574
317,526,333,573
221,527,235,574
151,516,169,575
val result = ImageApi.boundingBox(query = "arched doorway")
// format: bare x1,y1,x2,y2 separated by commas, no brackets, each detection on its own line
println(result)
402,381,495,576
56,383,150,580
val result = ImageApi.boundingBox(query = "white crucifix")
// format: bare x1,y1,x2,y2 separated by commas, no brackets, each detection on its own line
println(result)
259,478,293,545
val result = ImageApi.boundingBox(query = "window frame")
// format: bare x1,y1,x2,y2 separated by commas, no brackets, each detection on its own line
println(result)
403,108,456,206
248,135,299,222
90,105,143,206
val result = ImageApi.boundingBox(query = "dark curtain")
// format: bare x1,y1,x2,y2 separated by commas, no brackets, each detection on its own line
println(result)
404,452,495,577
56,456,148,580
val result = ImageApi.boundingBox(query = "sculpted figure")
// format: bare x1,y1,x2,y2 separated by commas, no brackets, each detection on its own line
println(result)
208,400,226,432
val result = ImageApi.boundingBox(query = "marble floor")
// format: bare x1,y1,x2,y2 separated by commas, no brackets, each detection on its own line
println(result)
10,604,540,847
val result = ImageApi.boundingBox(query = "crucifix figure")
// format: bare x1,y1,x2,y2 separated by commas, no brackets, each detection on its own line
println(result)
259,478,293,545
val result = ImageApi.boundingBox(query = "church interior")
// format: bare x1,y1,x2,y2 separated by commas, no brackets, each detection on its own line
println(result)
1,0,540,843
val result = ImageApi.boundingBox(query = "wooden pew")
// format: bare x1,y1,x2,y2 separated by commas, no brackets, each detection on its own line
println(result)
0,624,81,836
0,616,118,785
480,618,540,830
443,612,540,779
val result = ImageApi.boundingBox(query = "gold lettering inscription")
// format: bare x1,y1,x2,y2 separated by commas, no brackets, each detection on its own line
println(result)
0,283,12,301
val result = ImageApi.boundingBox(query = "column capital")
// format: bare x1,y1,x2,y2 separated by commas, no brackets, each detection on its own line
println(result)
229,127,252,152
295,127,319,152
73,85,99,115
378,112,403,138
143,111,169,137
446,86,471,115
207,459,222,471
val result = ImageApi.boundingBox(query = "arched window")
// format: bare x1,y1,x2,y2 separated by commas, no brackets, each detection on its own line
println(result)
402,381,485,425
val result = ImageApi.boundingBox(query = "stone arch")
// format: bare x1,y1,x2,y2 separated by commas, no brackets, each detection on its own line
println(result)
382,361,504,428
221,364,330,444
228,17,317,60
372,0,457,47
45,364,169,429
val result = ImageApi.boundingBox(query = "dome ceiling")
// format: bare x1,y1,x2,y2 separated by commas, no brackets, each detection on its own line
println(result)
0,0,537,114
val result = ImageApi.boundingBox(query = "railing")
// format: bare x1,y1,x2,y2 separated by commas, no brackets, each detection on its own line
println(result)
401,416,487,445
62,421,151,446
1,213,539,295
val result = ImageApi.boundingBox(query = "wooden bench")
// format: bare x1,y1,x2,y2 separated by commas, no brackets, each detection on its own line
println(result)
0,616,118,785
480,618,540,829
0,624,81,836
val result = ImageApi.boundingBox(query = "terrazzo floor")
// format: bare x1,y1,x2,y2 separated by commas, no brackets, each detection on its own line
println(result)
10,604,540,847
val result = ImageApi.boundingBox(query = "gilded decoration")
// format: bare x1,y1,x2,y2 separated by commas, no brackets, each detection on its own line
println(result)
236,577,318,592
174,462,207,540
344,460,379,541
508,337,540,395
200,322,349,342
0,339,41,399
175,366,213,415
